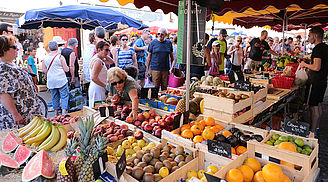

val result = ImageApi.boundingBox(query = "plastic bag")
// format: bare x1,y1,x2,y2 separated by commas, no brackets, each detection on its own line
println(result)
69,87,84,111
144,77,155,88
295,65,308,86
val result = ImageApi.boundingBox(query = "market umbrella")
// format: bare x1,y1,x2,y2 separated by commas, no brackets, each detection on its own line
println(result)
230,31,247,36
17,4,148,30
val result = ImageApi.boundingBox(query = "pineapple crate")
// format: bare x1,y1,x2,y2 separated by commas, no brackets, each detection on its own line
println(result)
162,116,230,149
215,141,319,182
106,138,198,182
195,122,268,159
261,130,318,176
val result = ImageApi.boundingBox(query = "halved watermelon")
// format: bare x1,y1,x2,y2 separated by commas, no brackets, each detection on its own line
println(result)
2,133,23,153
22,150,55,181
14,145,35,165
0,151,19,168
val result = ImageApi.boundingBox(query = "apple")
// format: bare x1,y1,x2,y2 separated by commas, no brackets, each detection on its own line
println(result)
162,115,168,120
109,122,115,127
151,123,159,128
167,125,174,131
149,110,156,117
114,131,121,136
109,136,118,142
144,124,153,132
141,121,149,128
158,119,167,129
149,119,156,125
107,134,114,138
122,106,131,114
126,130,133,136
134,130,144,140
126,116,134,123
154,129,162,137
118,134,125,140
106,127,114,134
103,131,110,137
155,116,162,122
120,124,129,130
169,113,175,117
114,126,120,130
110,103,117,110
121,129,128,136
165,116,174,125
149,116,154,120
143,112,150,119
137,113,145,121
134,120,142,127
153,126,161,131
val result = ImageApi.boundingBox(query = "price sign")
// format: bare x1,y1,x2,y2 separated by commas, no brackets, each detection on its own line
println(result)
204,172,225,182
284,120,310,137
92,153,108,180
207,140,231,158
234,81,251,91
116,150,126,180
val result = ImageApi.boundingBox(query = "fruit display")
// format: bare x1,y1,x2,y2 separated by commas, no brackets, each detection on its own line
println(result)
199,75,224,87
224,158,291,182
48,114,79,125
124,144,195,181
183,165,220,181
14,145,35,165
56,137,78,182
265,134,313,155
18,116,68,152
93,122,133,142
0,150,19,169
2,133,23,153
197,88,250,103
159,95,179,105
176,81,199,113
159,89,183,97
113,104,132,120
22,150,55,181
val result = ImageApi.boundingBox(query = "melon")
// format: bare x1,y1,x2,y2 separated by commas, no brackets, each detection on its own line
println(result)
14,145,35,165
0,151,19,168
22,150,55,181
2,133,23,153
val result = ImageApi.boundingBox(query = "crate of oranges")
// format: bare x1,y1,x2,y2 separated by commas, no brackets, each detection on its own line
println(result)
162,117,229,149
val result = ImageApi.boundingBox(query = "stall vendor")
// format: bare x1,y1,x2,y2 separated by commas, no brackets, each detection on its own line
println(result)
106,67,141,120
0,35,42,129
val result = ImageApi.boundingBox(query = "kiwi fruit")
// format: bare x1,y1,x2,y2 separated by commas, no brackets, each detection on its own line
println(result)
175,146,184,155
136,150,144,160
171,161,178,167
143,173,154,182
151,148,160,159
157,144,163,149
185,155,193,163
169,153,176,158
163,160,172,171
162,151,170,158
149,158,159,166
137,161,147,168
167,158,173,162
127,156,136,163
132,166,144,180
155,162,164,172
174,154,184,163
133,158,140,166
142,153,153,164
127,162,133,167
172,166,179,172
144,165,155,174
154,174,162,181
126,166,132,175
163,145,171,153
178,161,186,167
159,154,168,162
144,149,151,154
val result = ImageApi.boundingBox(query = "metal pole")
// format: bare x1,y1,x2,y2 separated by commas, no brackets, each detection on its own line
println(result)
185,0,191,112
281,10,286,56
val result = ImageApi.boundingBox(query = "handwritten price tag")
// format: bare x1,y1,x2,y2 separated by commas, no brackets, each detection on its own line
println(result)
207,140,231,158
284,120,310,137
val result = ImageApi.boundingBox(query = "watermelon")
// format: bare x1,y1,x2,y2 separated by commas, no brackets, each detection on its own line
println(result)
2,133,23,153
22,150,55,181
14,145,35,165
0,151,19,168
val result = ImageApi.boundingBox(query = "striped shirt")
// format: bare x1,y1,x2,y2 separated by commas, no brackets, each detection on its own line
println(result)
117,47,135,69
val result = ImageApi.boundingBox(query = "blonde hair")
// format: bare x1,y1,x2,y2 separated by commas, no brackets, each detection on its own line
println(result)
107,67,128,83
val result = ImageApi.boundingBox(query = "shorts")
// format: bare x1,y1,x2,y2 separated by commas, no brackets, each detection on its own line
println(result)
151,70,169,90
305,82,327,106
137,62,146,80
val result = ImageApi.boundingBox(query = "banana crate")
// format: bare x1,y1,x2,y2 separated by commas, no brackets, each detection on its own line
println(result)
215,140,319,182
106,138,198,182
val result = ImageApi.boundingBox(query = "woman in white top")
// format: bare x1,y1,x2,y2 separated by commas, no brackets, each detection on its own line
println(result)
227,36,244,81
42,41,69,116
88,41,111,107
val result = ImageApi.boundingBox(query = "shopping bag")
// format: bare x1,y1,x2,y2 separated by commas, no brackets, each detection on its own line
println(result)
144,77,155,88
168,68,185,88
208,61,220,76
68,87,84,111
295,65,308,86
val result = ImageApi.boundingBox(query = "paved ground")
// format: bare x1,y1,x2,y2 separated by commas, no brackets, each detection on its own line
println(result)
38,86,328,181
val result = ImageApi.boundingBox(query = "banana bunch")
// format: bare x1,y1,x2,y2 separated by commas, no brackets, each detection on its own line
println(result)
18,116,67,152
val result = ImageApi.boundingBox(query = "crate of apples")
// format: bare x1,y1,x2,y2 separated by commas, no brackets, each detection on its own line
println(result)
48,114,79,125
94,122,134,143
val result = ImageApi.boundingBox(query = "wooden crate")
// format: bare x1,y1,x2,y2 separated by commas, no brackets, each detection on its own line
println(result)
249,77,270,85
260,130,318,176
253,86,268,103
162,129,195,148
203,107,253,124
267,87,291,100
215,148,319,182
253,100,269,116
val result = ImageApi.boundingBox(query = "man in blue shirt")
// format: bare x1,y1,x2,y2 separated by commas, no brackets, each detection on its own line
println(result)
27,47,37,76
146,28,174,93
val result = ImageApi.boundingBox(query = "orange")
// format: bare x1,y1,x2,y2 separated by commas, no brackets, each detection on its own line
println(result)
205,117,215,126
276,142,296,168
253,171,266,182
181,124,191,132
214,124,225,132
181,129,193,139
262,163,285,182
222,130,232,137
202,128,215,140
193,135,204,143
172,130,180,135
199,120,206,127
236,146,247,155
226,169,243,182
283,175,291,182
190,125,202,135
244,158,261,172
197,123,205,131
231,147,236,155
190,120,198,126
238,165,254,182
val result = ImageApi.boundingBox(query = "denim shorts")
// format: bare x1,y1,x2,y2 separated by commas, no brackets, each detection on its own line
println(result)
137,62,146,80
50,83,69,110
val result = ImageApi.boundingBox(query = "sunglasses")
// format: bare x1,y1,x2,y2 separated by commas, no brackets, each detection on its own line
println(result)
157,33,165,36
121,39,128,41
9,45,18,50
103,48,110,52
6,30,13,34
111,79,124,86
237,40,242,42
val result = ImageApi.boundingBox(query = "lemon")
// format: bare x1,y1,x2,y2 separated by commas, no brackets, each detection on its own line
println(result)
159,167,169,178
187,170,198,179
198,170,205,179
206,165,219,174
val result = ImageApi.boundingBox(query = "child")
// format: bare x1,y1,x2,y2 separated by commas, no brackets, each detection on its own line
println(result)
27,47,38,85
124,65,138,80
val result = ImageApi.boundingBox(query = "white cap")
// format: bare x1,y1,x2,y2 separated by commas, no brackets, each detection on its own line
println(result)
52,36,66,45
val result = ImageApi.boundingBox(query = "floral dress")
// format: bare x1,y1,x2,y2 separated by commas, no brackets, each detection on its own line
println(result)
0,62,42,129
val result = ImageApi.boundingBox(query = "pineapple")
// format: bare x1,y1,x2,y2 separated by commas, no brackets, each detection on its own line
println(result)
74,116,95,178
78,135,108,182
56,137,78,182
175,81,199,113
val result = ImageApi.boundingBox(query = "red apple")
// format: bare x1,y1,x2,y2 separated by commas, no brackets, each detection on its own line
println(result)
126,116,134,123
149,110,156,117
114,126,121,130
109,136,118,142
162,115,168,120
169,113,175,117
165,116,174,125
155,116,161,122
149,116,154,120
154,129,162,137
107,134,114,138
137,113,145,121
121,129,128,136
149,119,156,125
158,119,167,129
153,126,161,131
144,124,153,131
134,130,144,140
109,122,115,127
120,124,129,130
134,120,142,127
118,134,125,140
106,127,114,134
126,130,133,136
143,112,150,119
141,121,149,128
151,123,159,128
